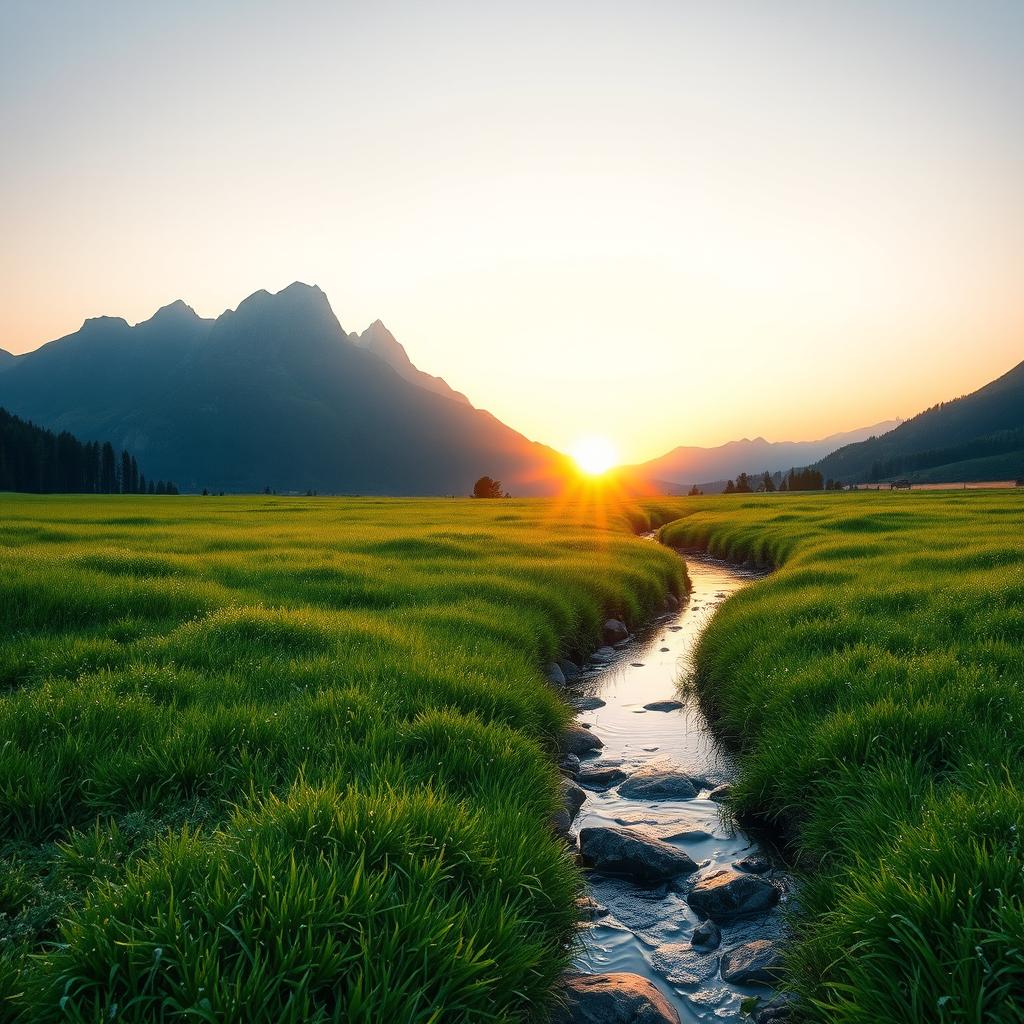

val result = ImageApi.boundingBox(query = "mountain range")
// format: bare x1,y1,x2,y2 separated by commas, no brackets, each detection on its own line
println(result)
2,282,1019,494
0,283,570,495
624,422,900,491
813,359,1024,484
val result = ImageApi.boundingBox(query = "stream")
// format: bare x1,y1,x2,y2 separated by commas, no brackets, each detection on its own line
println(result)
566,553,793,1023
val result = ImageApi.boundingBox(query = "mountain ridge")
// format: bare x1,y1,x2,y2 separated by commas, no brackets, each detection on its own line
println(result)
629,420,900,487
0,283,569,495
813,359,1024,482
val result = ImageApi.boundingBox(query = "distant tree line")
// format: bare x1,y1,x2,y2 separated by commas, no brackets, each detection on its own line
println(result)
867,428,1024,482
0,407,178,494
722,468,843,494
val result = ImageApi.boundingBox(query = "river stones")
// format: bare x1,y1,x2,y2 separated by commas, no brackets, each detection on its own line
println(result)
690,919,721,950
720,939,783,985
563,723,603,757
553,972,680,1024
618,764,699,800
735,853,771,874
687,868,779,921
642,699,683,712
590,646,617,664
649,943,717,988
602,618,630,644
751,992,800,1022
579,825,697,882
561,778,586,819
573,696,607,711
559,658,583,680
578,764,628,789
708,783,733,803
545,662,567,688
575,895,609,921
559,753,581,778
552,778,587,838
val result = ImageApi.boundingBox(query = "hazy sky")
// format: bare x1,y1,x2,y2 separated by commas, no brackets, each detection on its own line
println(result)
2,1,1022,461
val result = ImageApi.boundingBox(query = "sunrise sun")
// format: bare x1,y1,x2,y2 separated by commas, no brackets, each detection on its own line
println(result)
571,435,619,476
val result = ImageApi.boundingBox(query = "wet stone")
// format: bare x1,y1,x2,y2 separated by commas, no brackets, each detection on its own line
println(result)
735,854,771,874
708,783,733,803
552,778,587,838
562,723,603,757
751,992,800,1023
553,973,680,1024
687,868,780,922
545,662,567,688
618,764,699,801
559,753,581,778
643,699,683,712
575,895,609,920
691,919,721,950
579,825,698,882
590,646,617,664
649,943,718,988
573,696,607,711
602,618,630,645
720,939,783,985
578,764,628,789
559,658,583,680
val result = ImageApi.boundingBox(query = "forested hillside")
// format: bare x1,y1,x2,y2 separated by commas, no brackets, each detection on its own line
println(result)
0,407,177,494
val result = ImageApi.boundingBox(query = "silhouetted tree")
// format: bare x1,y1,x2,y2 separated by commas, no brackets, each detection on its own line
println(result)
100,443,117,493
473,475,505,498
735,472,753,493
120,450,132,494
688,484,701,496
724,479,736,494
761,471,776,492
784,467,824,491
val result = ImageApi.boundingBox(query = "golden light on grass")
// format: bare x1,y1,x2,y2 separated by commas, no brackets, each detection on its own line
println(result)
571,436,618,477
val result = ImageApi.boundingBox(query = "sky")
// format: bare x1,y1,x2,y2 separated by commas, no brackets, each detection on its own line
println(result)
1,1,1022,463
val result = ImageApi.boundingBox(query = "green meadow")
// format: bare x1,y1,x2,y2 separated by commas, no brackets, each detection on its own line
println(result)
1,489,1022,1022
661,490,1024,1024
0,494,683,1022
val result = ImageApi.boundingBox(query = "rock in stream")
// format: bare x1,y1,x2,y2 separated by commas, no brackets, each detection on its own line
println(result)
554,972,680,1024
579,825,697,882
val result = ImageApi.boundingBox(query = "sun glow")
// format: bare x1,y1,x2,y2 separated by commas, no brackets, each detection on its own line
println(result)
571,435,619,476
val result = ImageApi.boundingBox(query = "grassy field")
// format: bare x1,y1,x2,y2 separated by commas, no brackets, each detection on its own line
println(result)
660,490,1024,1024
0,493,685,1023
4,490,1022,1023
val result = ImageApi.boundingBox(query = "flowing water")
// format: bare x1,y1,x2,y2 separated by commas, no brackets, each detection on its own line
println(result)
569,553,791,1022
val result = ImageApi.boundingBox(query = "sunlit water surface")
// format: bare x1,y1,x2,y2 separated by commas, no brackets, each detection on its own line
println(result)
570,554,791,1022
